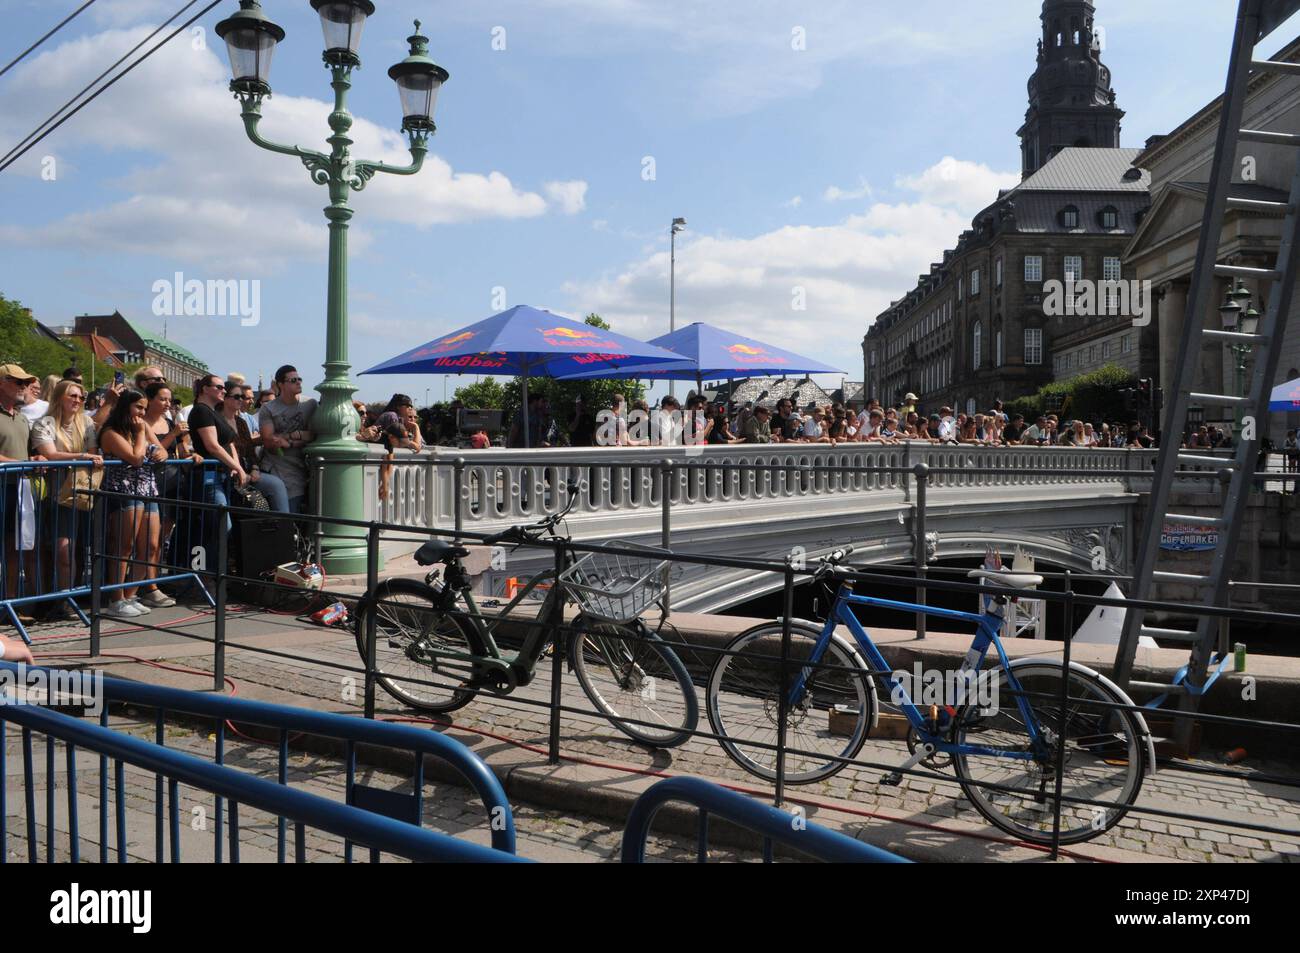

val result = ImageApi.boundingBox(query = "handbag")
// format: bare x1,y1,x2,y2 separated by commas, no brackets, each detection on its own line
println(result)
56,463,103,512
231,483,271,512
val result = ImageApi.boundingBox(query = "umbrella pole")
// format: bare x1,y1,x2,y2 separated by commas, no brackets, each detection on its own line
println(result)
522,358,531,450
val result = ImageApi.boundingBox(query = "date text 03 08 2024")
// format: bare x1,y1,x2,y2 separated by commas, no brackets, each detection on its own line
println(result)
1126,891,1250,905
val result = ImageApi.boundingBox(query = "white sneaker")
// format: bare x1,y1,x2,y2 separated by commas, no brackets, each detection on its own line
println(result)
103,601,143,619
139,589,176,608
125,598,152,615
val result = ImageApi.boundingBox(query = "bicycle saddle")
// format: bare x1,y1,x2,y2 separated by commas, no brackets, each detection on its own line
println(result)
414,540,471,566
966,569,1044,589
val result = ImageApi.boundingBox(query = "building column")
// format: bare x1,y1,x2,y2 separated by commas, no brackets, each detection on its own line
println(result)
1157,279,1187,399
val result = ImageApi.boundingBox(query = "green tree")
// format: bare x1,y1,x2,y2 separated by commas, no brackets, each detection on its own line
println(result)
0,292,118,390
452,377,507,409
1004,363,1137,424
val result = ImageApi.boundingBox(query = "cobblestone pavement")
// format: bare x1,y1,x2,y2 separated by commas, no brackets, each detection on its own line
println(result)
18,605,1300,863
151,628,1300,863
3,715,760,863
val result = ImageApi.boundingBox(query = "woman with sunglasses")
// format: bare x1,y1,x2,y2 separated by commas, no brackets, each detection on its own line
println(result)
188,374,248,540
222,382,289,512
29,379,102,609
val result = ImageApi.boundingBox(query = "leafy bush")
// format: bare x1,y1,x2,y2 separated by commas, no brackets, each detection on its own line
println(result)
1003,363,1137,423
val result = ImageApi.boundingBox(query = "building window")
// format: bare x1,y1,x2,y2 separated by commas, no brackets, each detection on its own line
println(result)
1064,255,1083,282
967,398,978,417
1061,206,1080,229
1103,340,1112,359
1088,345,1097,364
1025,328,1043,365
1100,207,1119,229
996,257,1003,287
970,269,981,296
1103,257,1122,282
972,321,982,370
995,330,1003,367
958,275,964,301
1122,334,1133,353
1025,256,1043,282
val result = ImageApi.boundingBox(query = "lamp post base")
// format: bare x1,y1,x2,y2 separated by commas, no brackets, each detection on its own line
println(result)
312,438,379,575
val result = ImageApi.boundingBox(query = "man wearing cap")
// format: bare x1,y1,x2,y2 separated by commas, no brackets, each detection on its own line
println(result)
901,392,919,417
937,406,958,443
0,364,37,615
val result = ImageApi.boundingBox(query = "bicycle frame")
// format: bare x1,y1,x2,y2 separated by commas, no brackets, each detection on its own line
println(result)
792,583,1047,762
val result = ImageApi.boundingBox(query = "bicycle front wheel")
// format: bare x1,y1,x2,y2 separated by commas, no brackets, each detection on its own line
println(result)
570,618,699,749
953,662,1146,845
706,622,873,784
354,578,487,713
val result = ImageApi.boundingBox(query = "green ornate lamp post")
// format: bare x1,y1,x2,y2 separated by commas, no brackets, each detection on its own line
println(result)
215,1,448,572
1218,282,1260,433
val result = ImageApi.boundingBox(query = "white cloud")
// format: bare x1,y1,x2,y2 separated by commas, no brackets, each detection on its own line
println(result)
823,179,873,203
0,26,576,267
543,180,589,215
782,195,803,209
561,155,1017,359
895,156,1020,211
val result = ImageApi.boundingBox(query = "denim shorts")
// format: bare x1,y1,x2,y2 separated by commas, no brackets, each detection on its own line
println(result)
107,497,160,516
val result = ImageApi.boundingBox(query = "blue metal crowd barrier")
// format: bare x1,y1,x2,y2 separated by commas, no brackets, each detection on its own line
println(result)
0,662,525,863
0,459,216,642
621,776,910,863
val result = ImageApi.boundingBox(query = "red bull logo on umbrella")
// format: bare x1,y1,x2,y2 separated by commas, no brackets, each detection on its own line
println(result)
726,342,785,365
430,353,508,369
411,331,477,358
538,326,618,348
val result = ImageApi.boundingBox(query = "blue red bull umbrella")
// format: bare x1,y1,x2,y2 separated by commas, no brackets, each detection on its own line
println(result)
1269,376,1300,413
360,305,692,446
554,321,844,384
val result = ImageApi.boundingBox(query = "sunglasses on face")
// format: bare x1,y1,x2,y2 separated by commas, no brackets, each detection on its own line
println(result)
283,377,303,385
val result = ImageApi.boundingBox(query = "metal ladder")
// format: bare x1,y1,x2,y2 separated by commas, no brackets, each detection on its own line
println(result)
1114,0,1300,737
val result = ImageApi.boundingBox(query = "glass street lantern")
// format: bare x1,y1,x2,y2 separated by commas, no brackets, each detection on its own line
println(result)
215,0,285,95
310,0,375,66
1219,291,1243,332
388,21,450,132
1242,304,1262,337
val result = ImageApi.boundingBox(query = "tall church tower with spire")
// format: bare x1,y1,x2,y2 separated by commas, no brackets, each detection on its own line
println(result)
1018,0,1124,178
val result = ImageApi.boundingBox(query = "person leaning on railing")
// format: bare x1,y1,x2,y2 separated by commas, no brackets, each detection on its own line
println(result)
143,382,203,606
29,379,103,611
97,388,166,620
0,364,39,620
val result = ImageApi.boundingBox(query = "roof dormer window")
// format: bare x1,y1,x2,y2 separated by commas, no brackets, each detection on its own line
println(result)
1061,205,1080,229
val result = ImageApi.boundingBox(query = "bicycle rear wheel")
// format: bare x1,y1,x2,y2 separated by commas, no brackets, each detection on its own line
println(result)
570,618,698,749
952,661,1146,845
354,578,487,713
706,622,874,784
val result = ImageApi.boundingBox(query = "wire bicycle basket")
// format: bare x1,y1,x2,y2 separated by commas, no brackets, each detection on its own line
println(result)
559,542,670,624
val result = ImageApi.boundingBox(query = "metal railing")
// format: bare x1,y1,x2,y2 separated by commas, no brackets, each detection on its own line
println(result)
6,454,1298,862
0,661,523,863
621,777,909,863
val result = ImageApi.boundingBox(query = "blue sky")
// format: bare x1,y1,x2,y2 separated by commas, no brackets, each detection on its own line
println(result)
3,0,1299,403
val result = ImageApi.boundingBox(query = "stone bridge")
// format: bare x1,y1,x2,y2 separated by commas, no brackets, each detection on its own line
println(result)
353,443,1175,613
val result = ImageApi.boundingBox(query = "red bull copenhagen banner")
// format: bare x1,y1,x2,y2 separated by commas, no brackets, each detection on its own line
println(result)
1160,523,1219,552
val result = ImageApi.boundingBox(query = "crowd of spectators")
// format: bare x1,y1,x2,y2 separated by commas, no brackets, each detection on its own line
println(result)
582,390,1164,449
0,359,426,626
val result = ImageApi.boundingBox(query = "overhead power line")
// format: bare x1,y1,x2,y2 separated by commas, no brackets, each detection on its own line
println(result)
0,0,222,176
0,1,201,170
0,0,101,80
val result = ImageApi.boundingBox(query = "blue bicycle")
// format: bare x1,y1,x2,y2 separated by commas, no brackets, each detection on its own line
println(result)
705,547,1156,845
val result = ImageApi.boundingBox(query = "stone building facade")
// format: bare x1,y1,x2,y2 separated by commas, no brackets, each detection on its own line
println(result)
1125,36,1300,444
863,0,1152,415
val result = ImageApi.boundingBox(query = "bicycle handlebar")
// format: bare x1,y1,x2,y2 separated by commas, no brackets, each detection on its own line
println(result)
480,480,582,548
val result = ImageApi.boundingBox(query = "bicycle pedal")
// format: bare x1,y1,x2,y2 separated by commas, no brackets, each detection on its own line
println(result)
879,772,903,787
